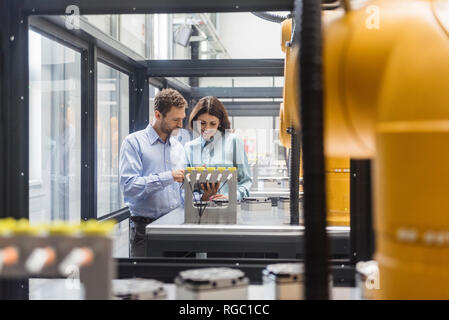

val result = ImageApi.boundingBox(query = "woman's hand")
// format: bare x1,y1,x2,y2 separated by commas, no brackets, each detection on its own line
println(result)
210,194,228,200
200,182,219,201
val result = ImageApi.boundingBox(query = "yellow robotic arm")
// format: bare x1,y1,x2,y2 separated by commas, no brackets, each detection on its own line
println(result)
281,17,350,227
283,0,449,299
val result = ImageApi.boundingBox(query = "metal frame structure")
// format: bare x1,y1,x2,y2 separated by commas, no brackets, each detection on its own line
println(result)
14,1,293,15
191,87,283,99
224,102,281,117
350,160,375,264
147,59,284,77
26,15,144,223
116,257,355,287
145,225,350,259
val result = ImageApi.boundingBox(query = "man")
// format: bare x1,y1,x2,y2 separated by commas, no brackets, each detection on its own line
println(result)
119,88,187,257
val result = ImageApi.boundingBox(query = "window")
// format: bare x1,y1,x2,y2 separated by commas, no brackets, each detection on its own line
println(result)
97,62,129,217
28,30,82,223
149,84,159,125
233,116,273,164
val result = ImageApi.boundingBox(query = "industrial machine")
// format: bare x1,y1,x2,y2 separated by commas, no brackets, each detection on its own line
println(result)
175,267,249,300
184,166,238,224
280,17,351,228
0,219,115,299
281,0,449,299
241,197,272,211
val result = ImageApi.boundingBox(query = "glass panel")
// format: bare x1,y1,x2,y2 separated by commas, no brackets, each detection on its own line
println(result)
233,116,274,164
149,84,159,125
83,15,117,37
119,15,147,57
97,62,129,217
198,77,283,88
233,116,287,187
112,218,130,258
170,12,285,60
29,30,82,223
82,12,285,60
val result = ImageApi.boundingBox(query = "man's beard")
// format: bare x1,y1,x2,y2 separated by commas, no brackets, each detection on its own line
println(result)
161,120,179,136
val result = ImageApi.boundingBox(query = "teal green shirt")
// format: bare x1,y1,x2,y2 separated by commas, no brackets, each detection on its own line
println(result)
184,132,252,200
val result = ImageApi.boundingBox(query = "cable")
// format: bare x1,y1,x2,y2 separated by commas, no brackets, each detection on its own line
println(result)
197,201,209,224
294,0,329,300
187,173,207,224
251,12,291,24
216,173,233,194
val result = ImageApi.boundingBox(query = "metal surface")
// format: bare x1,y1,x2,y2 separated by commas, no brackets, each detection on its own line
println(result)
98,208,130,223
288,127,300,225
350,159,374,263
113,278,167,300
262,263,304,300
81,44,98,221
0,0,29,220
116,257,355,287
0,233,115,299
130,69,150,133
21,0,294,15
145,213,350,259
184,168,238,224
175,267,249,300
241,197,272,211
0,2,31,299
224,102,281,117
33,15,146,70
191,87,283,99
29,16,89,51
29,279,361,300
147,59,284,77
250,190,294,198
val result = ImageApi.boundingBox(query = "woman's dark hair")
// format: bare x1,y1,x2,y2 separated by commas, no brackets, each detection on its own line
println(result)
189,96,231,133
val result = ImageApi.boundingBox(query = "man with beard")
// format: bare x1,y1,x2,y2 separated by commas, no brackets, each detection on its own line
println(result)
119,88,187,257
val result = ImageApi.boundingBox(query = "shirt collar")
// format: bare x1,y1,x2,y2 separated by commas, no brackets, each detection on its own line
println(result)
146,125,171,145
201,131,227,148
200,136,208,148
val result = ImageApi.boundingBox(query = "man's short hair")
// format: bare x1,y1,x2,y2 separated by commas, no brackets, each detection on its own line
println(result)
154,88,187,116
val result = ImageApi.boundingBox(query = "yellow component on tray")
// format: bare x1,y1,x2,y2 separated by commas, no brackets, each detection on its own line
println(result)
326,157,350,227
228,167,237,172
217,167,226,172
80,219,116,236
196,167,205,171
186,167,194,172
49,221,78,236
0,218,15,236
207,167,216,171
11,219,39,235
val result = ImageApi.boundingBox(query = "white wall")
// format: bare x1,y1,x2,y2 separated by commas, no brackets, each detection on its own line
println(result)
218,12,283,59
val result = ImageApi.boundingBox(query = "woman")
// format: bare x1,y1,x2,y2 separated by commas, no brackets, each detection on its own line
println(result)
184,96,252,201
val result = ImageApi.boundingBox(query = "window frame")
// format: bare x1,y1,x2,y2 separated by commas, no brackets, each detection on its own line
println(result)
96,58,131,218
26,16,148,223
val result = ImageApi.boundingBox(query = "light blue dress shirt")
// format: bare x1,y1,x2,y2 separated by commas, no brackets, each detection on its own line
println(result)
119,125,186,219
184,131,252,200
